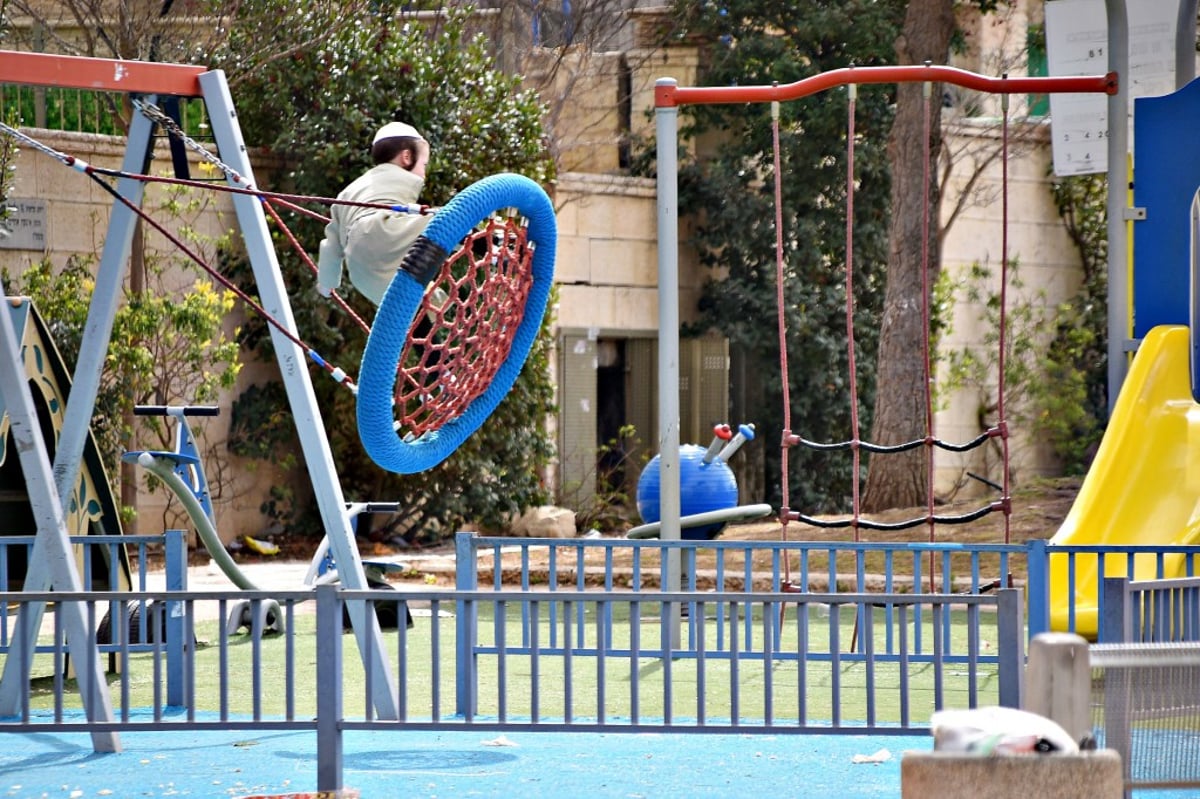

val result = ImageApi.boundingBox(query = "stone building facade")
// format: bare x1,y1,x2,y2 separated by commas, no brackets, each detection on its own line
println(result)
0,2,1090,540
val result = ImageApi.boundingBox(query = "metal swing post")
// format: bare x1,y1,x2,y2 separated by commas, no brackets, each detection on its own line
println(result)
0,97,164,742
198,70,399,720
655,77,684,650
0,54,205,730
0,302,121,751
0,55,176,743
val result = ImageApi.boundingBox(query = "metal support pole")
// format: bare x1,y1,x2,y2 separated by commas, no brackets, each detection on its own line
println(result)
1105,0,1131,412
165,528,187,707
1025,539,1050,638
1176,0,1199,89
316,584,345,794
0,298,119,751
1102,576,1132,643
655,78,683,647
454,531,478,718
997,587,1025,708
198,69,398,719
0,106,157,718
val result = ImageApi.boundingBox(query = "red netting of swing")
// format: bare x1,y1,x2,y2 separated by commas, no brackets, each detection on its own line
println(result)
393,214,534,435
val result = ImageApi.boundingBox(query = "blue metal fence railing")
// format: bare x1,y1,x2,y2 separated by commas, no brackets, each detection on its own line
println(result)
1100,575,1200,643
0,531,191,703
457,533,1200,646
1028,542,1200,640
455,588,1022,729
1,530,1199,792
0,581,1020,790
454,533,1025,728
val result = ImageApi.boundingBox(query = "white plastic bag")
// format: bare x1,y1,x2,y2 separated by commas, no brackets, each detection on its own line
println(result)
931,706,1081,755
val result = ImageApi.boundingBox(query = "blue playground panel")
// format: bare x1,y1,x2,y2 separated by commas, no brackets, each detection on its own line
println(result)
1132,77,1200,339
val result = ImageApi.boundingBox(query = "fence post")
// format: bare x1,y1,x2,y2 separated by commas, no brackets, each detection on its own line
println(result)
997,588,1025,707
316,583,344,794
1024,632,1091,745
1101,577,1130,643
455,532,478,718
1025,539,1049,638
164,529,187,707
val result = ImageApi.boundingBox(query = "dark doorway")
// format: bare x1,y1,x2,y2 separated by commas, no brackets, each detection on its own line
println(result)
595,338,627,492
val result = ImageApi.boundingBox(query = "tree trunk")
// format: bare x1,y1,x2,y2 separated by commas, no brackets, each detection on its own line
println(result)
861,0,956,513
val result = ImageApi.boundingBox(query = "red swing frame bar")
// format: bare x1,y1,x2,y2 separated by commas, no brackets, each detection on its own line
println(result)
0,49,205,95
657,63,1117,107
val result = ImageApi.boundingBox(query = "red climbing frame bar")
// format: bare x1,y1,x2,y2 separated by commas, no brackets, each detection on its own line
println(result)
0,49,206,96
656,64,1117,108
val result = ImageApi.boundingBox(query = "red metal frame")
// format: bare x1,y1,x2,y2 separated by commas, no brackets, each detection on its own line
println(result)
0,49,205,96
656,64,1117,108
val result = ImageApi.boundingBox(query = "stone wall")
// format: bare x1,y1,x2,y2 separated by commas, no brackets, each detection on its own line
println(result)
901,751,1123,799
937,120,1083,496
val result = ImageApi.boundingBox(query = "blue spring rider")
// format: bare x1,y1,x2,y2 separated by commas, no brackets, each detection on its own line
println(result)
633,423,768,540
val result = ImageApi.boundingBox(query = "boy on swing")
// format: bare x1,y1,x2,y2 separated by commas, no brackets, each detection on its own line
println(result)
317,121,432,305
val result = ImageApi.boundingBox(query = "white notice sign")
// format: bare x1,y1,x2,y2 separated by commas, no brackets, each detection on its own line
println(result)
0,198,47,251
1045,0,1178,175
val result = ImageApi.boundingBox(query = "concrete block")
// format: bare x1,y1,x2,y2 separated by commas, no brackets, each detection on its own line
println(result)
588,237,656,286
901,750,1123,799
553,236,590,283
511,505,577,538
1025,632,1092,745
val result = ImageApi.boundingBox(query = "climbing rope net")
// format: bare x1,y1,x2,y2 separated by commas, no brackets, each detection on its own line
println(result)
0,99,555,475
677,66,1117,594
394,217,536,435
772,92,1025,583
772,83,1011,546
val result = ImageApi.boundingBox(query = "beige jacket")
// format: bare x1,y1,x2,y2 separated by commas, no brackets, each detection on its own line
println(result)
317,163,432,305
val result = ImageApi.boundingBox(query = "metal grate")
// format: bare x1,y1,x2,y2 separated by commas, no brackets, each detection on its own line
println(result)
1090,643,1200,791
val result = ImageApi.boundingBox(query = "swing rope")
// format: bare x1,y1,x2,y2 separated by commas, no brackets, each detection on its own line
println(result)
844,82,862,538
996,87,1013,544
770,100,793,583
0,115,558,475
133,99,374,334
0,120,360,393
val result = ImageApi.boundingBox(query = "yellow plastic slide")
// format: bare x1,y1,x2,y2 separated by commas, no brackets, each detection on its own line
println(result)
1049,324,1200,637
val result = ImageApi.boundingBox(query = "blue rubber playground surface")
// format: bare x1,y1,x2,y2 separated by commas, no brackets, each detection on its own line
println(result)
0,724,927,798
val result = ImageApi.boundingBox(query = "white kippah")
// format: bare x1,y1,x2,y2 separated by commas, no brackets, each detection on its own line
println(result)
372,121,425,144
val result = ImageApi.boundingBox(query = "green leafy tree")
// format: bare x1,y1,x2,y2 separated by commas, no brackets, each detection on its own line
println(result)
0,11,14,223
1040,173,1107,473
2,246,242,529
2,1,383,135
216,5,557,544
860,0,959,511
938,260,1059,490
860,0,1003,511
937,246,1106,487
656,0,904,512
